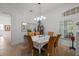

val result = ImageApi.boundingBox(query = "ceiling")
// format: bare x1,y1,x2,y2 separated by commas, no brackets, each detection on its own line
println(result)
0,3,59,14
0,3,79,16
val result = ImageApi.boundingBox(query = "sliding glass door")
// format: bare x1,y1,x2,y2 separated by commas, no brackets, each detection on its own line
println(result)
59,20,75,39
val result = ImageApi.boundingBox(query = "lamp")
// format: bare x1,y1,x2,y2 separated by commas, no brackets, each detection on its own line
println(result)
34,16,46,21
34,3,45,34
34,3,46,22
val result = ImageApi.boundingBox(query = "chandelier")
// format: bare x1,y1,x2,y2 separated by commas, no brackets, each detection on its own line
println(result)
34,3,46,21
34,16,46,21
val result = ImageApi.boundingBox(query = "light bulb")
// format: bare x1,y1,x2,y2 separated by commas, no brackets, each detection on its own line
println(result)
22,23,27,25
41,16,43,18
34,18,36,20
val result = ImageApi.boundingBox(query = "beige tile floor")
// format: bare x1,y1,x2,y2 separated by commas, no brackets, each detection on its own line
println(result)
0,37,75,56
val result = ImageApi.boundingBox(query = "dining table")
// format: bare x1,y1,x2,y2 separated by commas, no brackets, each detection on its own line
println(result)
31,35,50,55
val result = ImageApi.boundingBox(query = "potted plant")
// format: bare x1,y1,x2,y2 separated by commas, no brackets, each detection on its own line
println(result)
27,29,32,35
27,29,32,32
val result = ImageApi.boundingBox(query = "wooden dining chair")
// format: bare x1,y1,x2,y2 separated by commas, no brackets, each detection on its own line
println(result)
35,32,40,35
48,32,54,36
28,32,35,36
54,34,61,55
42,36,57,56
54,34,61,47
26,35,38,55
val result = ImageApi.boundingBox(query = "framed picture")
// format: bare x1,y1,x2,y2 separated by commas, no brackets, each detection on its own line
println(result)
21,21,36,32
21,22,27,32
5,25,11,31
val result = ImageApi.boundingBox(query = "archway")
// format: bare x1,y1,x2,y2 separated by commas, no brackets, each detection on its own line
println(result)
0,11,11,49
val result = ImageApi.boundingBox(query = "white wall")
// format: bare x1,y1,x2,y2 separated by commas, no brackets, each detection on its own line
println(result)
42,11,61,34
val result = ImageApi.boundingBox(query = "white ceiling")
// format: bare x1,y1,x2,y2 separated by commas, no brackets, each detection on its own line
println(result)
0,3,79,16
0,3,59,14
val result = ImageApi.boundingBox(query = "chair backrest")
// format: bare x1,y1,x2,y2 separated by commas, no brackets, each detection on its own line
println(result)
28,32,34,36
35,32,40,35
54,34,61,47
47,36,56,55
26,35,33,49
48,32,54,36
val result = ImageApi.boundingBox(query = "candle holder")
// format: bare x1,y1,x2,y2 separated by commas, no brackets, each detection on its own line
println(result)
69,33,76,50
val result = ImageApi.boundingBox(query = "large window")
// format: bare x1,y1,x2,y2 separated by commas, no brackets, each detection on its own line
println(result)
59,20,75,38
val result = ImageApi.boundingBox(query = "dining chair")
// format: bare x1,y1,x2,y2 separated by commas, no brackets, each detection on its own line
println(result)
28,32,35,36
42,36,57,56
26,35,38,56
54,34,61,47
48,32,54,37
54,34,61,55
35,32,40,35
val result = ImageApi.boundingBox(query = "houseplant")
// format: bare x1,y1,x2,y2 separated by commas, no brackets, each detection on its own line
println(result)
27,29,32,32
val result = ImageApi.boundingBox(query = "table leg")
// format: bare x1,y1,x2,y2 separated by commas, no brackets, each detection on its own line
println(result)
39,48,41,54
39,44,41,55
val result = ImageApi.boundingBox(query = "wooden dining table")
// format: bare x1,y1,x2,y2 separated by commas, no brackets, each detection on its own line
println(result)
31,35,50,55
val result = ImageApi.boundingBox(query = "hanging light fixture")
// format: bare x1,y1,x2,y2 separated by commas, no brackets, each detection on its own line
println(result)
33,3,45,35
34,3,46,21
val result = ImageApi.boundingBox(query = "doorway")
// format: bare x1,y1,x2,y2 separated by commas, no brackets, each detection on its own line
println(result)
0,12,11,49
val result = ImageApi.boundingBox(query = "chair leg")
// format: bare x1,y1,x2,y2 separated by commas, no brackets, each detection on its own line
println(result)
32,49,33,56
55,47,58,55
52,48,55,56
54,48,56,55
47,53,49,56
